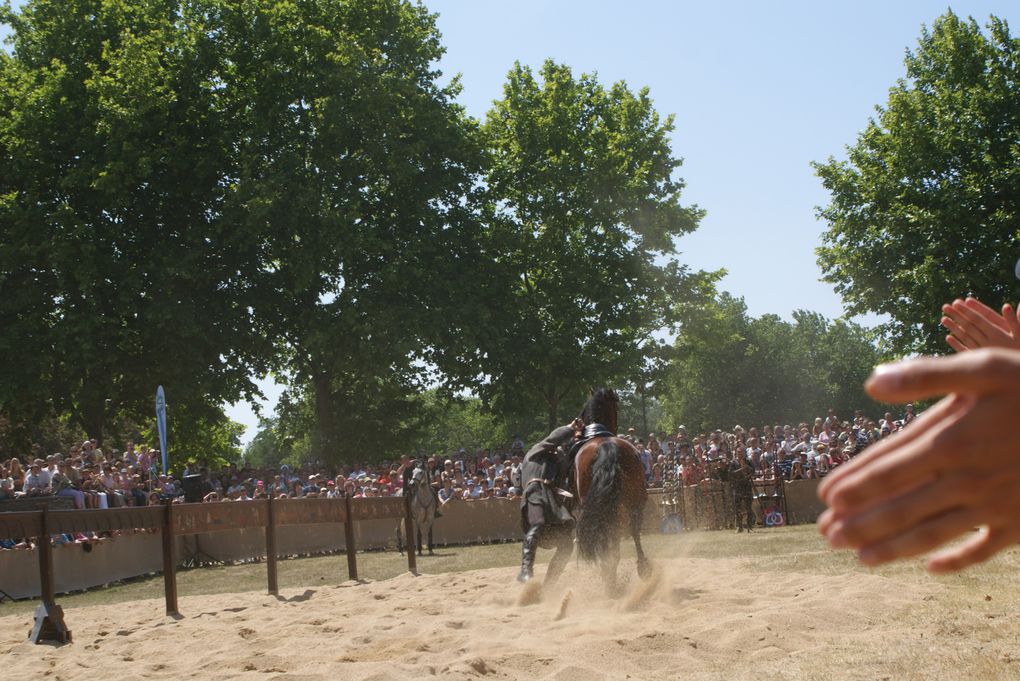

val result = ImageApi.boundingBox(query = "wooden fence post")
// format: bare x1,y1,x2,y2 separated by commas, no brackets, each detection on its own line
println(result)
265,495,278,595
162,501,179,616
343,496,358,581
403,494,417,575
30,507,71,644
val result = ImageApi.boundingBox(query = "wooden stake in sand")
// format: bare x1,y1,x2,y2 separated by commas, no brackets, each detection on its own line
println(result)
29,507,71,644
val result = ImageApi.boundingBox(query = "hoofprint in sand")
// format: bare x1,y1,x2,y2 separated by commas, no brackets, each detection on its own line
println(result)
3,551,1019,681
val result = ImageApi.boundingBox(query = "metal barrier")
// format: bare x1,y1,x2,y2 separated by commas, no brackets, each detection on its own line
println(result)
0,496,414,644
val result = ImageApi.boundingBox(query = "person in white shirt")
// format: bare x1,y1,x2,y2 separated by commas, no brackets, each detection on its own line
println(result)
22,462,48,495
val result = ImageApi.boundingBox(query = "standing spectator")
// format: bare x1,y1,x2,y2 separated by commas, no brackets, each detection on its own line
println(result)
509,455,523,494
730,455,754,533
638,442,652,482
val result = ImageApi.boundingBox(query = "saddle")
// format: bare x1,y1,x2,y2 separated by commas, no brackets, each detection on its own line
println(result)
562,422,616,506
567,422,616,460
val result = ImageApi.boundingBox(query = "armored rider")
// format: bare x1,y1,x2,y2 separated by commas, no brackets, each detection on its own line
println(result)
517,417,584,583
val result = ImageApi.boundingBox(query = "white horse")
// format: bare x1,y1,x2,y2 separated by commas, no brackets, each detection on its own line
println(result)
397,462,437,556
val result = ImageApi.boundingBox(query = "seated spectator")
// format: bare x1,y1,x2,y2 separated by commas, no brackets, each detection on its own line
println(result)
437,479,456,504
8,457,25,489
51,468,85,509
0,471,13,500
21,460,49,496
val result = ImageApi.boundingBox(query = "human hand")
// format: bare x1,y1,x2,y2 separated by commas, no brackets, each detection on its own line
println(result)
941,297,1020,352
818,348,1020,573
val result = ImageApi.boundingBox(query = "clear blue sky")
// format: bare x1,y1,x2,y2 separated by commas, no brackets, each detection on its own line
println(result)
6,1,1016,443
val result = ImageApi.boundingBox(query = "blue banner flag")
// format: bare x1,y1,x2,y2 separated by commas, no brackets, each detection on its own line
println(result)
156,386,168,475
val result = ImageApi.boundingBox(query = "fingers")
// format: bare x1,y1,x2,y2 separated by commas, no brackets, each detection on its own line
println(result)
817,508,835,536
856,506,979,566
945,333,969,353
941,311,982,350
864,351,1008,403
1003,303,1020,344
942,301,990,347
823,471,980,549
818,394,960,504
959,297,1007,333
927,526,1016,574
822,394,970,512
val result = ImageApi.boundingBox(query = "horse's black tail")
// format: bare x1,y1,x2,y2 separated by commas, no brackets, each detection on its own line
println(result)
577,440,623,563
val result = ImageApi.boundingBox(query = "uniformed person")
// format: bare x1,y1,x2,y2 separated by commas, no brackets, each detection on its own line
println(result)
730,454,755,532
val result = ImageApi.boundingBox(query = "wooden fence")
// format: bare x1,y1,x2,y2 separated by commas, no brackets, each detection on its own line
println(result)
0,495,415,645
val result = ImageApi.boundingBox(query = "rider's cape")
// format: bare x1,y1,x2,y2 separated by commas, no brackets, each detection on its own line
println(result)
520,425,576,531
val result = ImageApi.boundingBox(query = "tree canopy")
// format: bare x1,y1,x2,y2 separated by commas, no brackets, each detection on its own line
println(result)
815,11,1020,355
215,0,487,464
659,293,885,433
0,0,269,446
478,60,716,429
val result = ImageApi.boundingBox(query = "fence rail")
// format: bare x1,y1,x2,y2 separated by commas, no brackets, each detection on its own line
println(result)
0,495,414,645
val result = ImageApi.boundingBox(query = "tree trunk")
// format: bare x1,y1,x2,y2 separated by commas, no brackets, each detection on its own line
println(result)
78,395,106,448
640,383,648,436
312,370,338,463
546,383,559,433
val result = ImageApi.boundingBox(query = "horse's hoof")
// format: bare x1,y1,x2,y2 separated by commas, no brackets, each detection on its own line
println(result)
517,570,532,584
637,560,653,581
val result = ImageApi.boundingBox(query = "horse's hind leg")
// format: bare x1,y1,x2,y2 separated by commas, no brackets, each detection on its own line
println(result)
427,526,434,555
630,506,652,580
416,526,424,556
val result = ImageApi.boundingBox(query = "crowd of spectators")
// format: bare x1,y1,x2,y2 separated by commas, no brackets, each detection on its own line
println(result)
0,405,916,549
628,406,917,488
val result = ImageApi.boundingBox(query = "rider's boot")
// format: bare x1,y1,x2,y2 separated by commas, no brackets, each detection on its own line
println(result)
517,524,543,583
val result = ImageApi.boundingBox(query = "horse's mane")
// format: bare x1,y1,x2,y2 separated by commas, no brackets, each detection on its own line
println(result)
580,388,619,428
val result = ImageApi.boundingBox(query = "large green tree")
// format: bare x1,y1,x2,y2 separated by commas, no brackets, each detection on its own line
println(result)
218,0,486,464
815,11,1020,355
0,0,269,443
479,60,715,429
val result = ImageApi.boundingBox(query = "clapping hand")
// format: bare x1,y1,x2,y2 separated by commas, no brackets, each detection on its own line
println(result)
941,297,1020,352
818,349,1020,573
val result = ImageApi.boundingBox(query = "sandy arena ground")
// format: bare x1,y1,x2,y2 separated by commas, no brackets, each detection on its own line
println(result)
2,552,1018,680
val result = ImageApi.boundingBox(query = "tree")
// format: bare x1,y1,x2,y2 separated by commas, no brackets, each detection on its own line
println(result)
413,392,507,456
660,293,884,432
479,60,714,430
0,0,270,442
815,11,1020,356
218,0,487,464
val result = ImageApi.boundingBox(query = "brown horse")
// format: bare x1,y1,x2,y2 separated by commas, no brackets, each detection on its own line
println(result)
573,388,652,593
